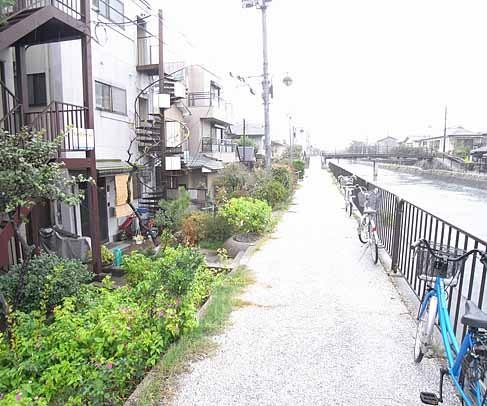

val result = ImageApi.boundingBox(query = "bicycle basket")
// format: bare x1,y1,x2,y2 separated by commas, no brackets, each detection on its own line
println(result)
415,242,467,283
357,190,381,211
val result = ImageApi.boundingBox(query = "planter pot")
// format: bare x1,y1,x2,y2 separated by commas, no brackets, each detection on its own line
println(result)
223,233,260,258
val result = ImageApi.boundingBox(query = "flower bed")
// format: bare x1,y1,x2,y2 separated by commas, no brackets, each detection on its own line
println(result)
0,246,217,404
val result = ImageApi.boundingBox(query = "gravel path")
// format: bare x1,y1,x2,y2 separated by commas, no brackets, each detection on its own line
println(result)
171,158,460,406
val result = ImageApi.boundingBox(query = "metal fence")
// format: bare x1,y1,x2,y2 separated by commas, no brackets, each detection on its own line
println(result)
328,162,487,339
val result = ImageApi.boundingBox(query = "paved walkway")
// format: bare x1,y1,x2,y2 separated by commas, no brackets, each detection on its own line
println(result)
172,158,459,406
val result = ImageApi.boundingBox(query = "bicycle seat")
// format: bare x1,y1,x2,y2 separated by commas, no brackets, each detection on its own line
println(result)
461,300,487,330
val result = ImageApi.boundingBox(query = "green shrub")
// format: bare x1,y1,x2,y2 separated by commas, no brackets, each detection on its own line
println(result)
271,165,294,190
213,164,256,204
87,244,114,265
154,187,191,232
252,178,288,208
292,159,305,179
203,215,233,243
0,247,215,405
0,253,91,314
181,211,210,245
219,197,272,234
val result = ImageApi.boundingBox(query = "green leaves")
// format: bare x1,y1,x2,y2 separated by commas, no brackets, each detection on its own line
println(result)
0,129,91,216
0,247,216,404
219,197,272,234
154,187,191,232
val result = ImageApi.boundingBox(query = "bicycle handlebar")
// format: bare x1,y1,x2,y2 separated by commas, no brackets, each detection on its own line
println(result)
411,239,487,265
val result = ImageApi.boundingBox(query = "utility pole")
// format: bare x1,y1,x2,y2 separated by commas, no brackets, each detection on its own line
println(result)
243,118,246,164
288,115,292,167
260,0,271,172
442,105,448,155
158,9,167,198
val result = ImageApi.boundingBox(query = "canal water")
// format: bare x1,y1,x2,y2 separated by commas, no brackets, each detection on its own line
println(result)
332,160,487,242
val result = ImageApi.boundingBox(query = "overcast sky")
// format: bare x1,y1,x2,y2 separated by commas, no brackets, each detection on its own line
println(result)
161,0,487,149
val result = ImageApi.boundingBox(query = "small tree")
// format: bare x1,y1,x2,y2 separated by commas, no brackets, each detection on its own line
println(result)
0,128,90,316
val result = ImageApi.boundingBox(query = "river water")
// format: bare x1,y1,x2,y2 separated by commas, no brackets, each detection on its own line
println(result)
331,160,487,242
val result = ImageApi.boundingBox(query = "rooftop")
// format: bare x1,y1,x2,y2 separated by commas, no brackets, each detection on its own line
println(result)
185,154,224,172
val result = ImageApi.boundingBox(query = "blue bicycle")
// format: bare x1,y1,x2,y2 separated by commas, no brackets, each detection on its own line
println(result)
412,239,487,405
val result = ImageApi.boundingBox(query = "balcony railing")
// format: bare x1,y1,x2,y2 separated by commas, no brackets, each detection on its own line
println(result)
187,92,227,108
25,101,93,151
1,0,84,21
201,137,236,154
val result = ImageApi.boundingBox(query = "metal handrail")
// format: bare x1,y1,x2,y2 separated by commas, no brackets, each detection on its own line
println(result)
328,161,487,340
0,0,84,21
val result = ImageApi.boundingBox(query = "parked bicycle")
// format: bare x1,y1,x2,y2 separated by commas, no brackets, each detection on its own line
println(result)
356,186,381,264
412,239,487,406
337,175,357,216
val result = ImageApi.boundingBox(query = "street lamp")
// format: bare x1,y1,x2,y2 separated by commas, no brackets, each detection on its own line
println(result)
242,0,272,172
283,73,293,166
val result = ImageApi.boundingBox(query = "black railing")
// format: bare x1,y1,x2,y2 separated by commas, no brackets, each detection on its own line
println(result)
328,162,487,340
25,101,92,151
1,0,84,21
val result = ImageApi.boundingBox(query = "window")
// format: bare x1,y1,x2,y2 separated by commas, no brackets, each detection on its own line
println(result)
210,83,221,107
210,126,224,143
95,81,127,115
93,0,124,25
27,73,47,107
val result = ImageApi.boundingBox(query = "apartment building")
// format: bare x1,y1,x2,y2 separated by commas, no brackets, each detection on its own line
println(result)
165,64,238,205
0,0,185,269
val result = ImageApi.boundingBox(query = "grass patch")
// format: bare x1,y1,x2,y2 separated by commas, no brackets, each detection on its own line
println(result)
198,240,225,250
132,266,253,405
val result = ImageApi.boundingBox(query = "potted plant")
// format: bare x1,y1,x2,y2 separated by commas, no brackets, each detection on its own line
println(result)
133,234,144,245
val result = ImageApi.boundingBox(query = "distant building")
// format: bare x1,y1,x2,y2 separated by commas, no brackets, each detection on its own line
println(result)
376,136,399,153
413,127,487,154
271,140,287,159
228,122,265,156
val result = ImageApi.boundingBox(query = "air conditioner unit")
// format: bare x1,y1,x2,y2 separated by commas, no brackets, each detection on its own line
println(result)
173,82,186,99
153,93,171,110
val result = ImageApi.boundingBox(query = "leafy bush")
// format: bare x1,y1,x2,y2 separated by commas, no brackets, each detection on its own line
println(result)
203,215,233,243
271,165,295,190
154,187,191,232
253,178,288,208
236,137,257,149
213,164,256,204
181,212,210,245
87,245,114,265
292,159,305,179
0,247,215,405
219,197,272,234
0,253,91,314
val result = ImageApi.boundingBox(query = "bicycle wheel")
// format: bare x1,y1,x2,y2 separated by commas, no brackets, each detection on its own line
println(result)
358,218,369,244
460,348,487,405
414,295,437,363
370,233,379,264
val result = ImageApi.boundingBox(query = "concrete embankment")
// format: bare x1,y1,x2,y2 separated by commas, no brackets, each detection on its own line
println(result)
380,163,487,189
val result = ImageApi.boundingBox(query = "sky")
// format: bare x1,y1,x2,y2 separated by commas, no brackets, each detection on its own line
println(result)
160,0,487,150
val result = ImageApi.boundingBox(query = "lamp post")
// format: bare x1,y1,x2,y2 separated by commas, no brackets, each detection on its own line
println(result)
242,0,272,172
283,73,293,166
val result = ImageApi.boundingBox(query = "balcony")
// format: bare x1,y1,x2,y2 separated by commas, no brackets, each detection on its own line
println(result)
25,101,94,152
187,92,233,125
0,0,89,50
201,138,238,163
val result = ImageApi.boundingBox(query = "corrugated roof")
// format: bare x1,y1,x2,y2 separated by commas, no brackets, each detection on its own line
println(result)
96,160,133,175
185,154,224,171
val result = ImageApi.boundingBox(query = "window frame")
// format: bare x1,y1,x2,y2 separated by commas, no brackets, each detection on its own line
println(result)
27,72,47,107
93,0,125,27
95,81,127,116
